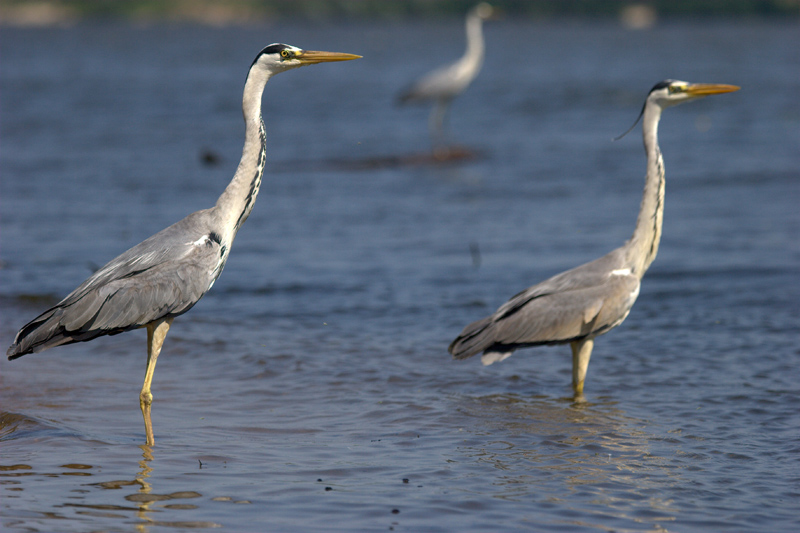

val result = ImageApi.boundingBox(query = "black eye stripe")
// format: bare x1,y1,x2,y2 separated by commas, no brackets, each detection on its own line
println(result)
250,43,293,69
261,43,289,56
649,79,674,94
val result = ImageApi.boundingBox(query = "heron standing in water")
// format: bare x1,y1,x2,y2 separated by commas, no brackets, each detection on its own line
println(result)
449,80,739,396
6,44,360,445
398,3,494,152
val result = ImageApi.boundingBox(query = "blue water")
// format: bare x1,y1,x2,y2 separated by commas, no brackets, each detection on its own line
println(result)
1,19,798,532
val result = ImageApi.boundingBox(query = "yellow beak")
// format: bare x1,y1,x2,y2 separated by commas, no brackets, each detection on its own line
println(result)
685,83,741,96
296,50,362,64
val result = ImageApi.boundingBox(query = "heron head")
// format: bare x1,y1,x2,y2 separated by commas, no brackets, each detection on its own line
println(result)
473,3,494,20
252,43,361,74
648,79,740,109
614,79,739,140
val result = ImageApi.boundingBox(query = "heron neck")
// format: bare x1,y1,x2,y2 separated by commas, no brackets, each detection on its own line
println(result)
215,66,271,243
627,101,665,277
463,12,485,67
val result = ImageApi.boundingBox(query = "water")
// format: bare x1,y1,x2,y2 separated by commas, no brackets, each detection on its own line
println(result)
1,19,798,532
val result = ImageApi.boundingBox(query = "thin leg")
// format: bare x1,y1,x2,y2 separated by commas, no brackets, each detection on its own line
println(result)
140,317,173,446
570,338,594,396
428,99,450,154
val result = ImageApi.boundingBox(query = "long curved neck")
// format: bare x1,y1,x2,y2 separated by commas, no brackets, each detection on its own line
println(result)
214,65,271,243
462,12,485,70
626,100,665,277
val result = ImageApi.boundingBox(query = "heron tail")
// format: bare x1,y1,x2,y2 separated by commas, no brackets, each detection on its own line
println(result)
5,305,105,360
448,315,496,360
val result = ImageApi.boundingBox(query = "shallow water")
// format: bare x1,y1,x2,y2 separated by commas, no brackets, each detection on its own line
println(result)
1,20,799,532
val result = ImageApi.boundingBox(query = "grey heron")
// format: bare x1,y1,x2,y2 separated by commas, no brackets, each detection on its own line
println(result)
397,2,493,150
6,44,360,445
448,80,740,396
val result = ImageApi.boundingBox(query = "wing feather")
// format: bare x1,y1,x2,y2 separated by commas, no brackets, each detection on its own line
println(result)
7,211,224,358
450,247,641,362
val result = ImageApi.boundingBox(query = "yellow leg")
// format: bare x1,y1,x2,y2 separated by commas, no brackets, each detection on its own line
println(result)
570,338,594,396
140,317,173,446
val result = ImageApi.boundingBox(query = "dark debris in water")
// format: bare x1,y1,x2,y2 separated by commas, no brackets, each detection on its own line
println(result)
271,146,485,172
200,148,222,166
5,293,60,307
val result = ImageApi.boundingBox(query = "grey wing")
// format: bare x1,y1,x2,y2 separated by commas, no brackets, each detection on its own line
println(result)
398,62,463,103
7,219,224,358
488,275,639,345
449,257,640,363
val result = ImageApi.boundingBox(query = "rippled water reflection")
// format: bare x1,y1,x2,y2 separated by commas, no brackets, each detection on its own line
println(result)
2,19,798,533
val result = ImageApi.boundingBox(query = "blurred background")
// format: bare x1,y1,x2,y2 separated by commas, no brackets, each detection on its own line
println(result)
1,0,799,25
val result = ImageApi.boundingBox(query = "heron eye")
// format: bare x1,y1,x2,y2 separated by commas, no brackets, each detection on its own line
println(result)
280,50,290,59
669,85,684,94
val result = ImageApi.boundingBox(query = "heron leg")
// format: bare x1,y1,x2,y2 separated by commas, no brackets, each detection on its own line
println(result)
570,338,594,396
429,100,450,153
140,317,173,446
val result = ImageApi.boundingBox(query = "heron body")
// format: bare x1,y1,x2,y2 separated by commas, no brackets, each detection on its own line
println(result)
6,44,360,445
449,80,740,395
398,2,493,148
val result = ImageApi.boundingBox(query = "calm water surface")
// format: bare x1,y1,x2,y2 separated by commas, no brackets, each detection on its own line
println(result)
1,20,798,532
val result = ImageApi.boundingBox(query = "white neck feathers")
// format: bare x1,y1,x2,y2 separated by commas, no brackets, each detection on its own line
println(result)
627,100,666,276
214,65,272,243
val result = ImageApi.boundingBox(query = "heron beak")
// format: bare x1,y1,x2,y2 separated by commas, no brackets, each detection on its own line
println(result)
684,83,740,96
296,50,362,64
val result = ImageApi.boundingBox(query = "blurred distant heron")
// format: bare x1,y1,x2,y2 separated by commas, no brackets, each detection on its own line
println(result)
449,80,739,395
6,44,360,445
398,2,494,150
